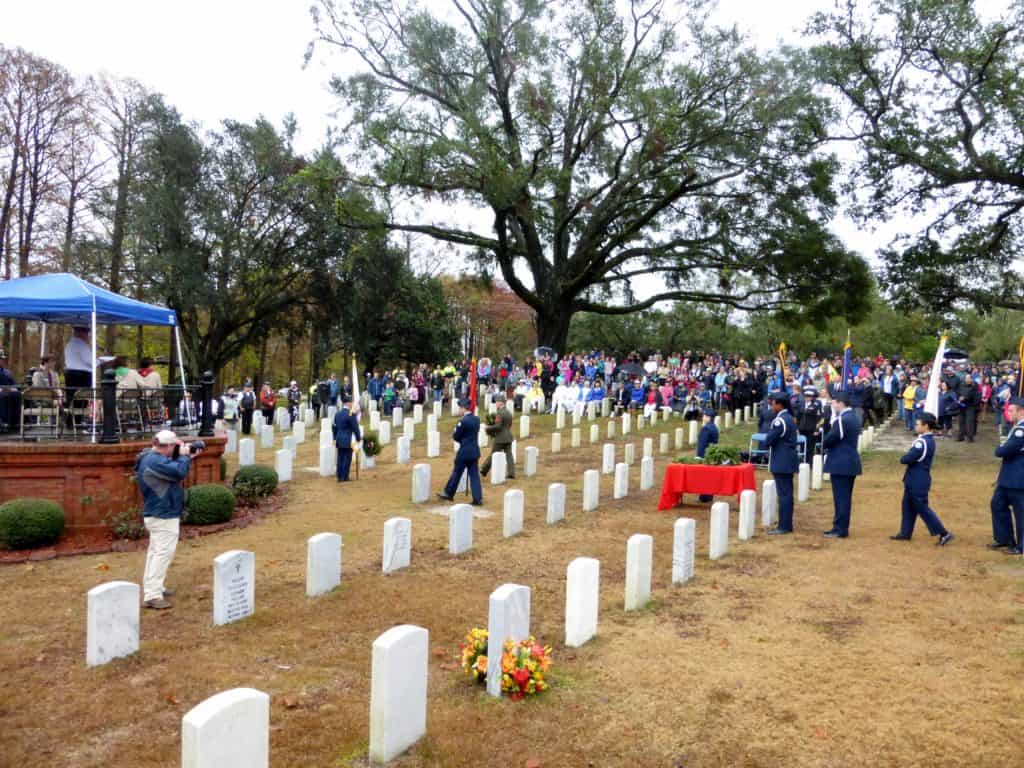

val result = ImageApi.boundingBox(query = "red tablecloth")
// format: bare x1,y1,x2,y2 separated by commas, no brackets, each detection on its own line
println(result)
657,463,757,510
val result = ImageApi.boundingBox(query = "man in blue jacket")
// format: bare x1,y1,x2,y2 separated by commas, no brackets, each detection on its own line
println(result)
822,391,862,538
136,430,202,609
332,395,361,482
890,413,953,545
989,395,1024,554
764,392,799,535
438,400,483,505
695,408,719,502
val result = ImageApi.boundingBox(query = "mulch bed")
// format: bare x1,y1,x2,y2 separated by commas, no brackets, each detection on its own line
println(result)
0,488,287,565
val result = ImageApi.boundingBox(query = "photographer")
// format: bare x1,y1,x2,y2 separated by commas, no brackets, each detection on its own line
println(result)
135,430,204,610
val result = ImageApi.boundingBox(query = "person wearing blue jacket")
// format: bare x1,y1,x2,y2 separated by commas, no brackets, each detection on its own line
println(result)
822,392,863,538
438,400,483,505
136,429,201,609
763,392,799,535
696,408,719,459
890,413,953,545
989,396,1024,554
332,395,361,482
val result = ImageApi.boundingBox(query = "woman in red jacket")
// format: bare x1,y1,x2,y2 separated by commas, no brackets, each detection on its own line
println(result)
260,383,277,425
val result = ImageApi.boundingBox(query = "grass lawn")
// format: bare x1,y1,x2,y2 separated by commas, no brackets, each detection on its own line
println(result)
0,409,1021,767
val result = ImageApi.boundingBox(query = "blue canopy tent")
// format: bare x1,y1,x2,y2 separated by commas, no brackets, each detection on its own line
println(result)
0,273,185,391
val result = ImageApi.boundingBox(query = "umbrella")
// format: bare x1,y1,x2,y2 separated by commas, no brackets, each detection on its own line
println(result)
943,348,969,360
534,346,556,361
618,362,645,377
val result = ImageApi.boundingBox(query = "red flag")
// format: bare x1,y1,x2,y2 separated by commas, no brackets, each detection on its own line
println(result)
469,358,478,414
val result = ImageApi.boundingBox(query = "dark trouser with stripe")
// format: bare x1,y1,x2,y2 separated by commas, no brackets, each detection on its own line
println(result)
830,475,856,535
445,457,482,503
899,486,947,537
336,448,353,481
774,472,794,531
990,485,1024,548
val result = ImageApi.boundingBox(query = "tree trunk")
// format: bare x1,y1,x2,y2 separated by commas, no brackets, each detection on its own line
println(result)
534,303,573,355
106,163,130,352
257,335,268,391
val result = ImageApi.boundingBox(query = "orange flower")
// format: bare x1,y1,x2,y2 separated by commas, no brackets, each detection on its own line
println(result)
474,655,488,674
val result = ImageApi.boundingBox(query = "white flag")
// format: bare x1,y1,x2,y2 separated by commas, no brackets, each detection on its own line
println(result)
923,336,947,419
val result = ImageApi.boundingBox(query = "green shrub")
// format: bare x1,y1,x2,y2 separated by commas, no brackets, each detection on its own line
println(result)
705,445,742,465
232,465,278,503
184,484,236,525
105,509,147,540
0,498,65,550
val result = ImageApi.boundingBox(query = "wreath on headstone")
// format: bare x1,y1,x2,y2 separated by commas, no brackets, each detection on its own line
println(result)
362,431,383,457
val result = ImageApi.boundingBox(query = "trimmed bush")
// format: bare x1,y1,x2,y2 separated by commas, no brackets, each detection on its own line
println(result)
0,498,65,550
184,485,236,526
232,465,278,503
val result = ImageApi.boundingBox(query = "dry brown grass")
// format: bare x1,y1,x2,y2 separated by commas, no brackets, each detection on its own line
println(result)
1,413,1022,768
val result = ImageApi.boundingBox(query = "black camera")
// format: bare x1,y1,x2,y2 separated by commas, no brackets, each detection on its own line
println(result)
188,440,206,455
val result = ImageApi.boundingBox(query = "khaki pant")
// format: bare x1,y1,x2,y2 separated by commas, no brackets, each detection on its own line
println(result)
481,443,515,478
143,516,180,602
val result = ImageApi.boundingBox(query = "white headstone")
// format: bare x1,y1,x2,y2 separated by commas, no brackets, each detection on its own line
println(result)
427,430,440,458
601,398,611,417
675,427,684,450
744,405,752,422
583,469,600,512
587,401,598,420
624,443,636,466
812,453,824,491
511,439,518,465
319,444,336,477
734,408,742,425
478,429,489,449
662,406,673,422
590,424,599,444
433,401,442,419
181,688,269,768
622,413,632,435
503,489,524,538
448,504,473,555
624,534,653,611
725,412,733,429
659,432,669,454
607,420,616,439
283,435,296,459
761,479,778,527
450,398,459,417
306,532,342,597
739,490,756,540
572,407,582,426
709,502,729,560
274,449,292,483
412,463,431,503
571,427,581,448
392,406,403,428
565,557,600,648
672,518,696,584
403,417,415,441
614,462,629,499
369,625,429,764
602,443,615,474
326,405,337,421
369,411,381,432
798,462,811,502
637,415,645,431
519,414,530,439
643,437,653,459
320,423,332,448
547,482,566,524
397,436,411,464
260,425,274,449
640,456,654,491
426,413,437,434
253,411,265,432
551,431,562,453
225,430,238,454
556,409,566,430
213,550,255,626
490,452,507,485
86,581,139,667
857,433,864,453
292,420,305,445
524,446,538,477
383,517,412,573
379,420,391,444
486,584,531,697
688,421,699,445
412,404,423,424
239,438,255,467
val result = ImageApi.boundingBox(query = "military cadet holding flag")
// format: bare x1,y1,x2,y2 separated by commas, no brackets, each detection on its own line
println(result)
989,395,1024,554
822,391,862,538
764,392,799,535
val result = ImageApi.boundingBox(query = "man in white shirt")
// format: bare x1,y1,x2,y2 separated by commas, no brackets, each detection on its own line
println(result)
63,326,93,388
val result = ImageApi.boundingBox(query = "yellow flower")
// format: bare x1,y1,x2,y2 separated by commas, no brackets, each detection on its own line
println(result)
475,655,488,674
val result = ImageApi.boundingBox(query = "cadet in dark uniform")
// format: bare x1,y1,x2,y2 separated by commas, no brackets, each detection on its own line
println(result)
798,385,824,458
822,391,862,538
331,395,361,482
438,400,483,505
890,412,953,545
989,395,1024,554
764,392,799,534
696,408,719,502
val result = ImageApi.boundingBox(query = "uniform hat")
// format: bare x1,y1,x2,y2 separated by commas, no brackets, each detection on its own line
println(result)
770,392,791,406
1010,396,1024,408
834,392,852,405
802,385,817,396
702,408,716,418
154,429,178,445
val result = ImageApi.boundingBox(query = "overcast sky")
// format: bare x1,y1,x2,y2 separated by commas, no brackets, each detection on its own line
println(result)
0,0,923,293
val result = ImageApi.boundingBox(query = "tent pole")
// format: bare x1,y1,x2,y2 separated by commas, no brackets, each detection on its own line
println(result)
174,326,190,425
40,322,46,357
91,306,98,443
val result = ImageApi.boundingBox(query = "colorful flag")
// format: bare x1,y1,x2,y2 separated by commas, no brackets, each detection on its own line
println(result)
469,358,478,414
838,334,852,392
778,342,788,380
923,335,947,419
1019,336,1024,397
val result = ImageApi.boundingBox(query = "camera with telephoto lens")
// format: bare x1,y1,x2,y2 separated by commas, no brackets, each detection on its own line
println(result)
188,440,206,455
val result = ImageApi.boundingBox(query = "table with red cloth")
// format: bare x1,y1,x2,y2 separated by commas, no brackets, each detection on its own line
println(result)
657,462,757,510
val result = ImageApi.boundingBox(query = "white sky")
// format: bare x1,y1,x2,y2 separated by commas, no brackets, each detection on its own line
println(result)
0,0,918,296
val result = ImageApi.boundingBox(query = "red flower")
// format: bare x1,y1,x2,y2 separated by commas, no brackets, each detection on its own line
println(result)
514,668,531,689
